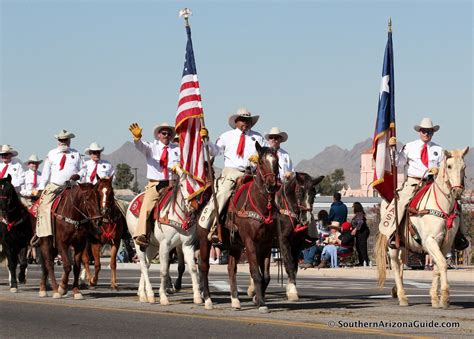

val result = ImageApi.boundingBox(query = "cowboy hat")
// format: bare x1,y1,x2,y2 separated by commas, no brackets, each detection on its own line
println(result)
54,129,75,140
264,127,288,143
153,122,176,140
228,108,260,129
414,118,440,132
328,221,341,230
0,145,18,157
27,154,43,164
85,142,104,155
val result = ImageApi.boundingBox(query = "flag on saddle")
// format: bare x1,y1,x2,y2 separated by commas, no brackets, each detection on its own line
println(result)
175,25,206,200
371,24,396,202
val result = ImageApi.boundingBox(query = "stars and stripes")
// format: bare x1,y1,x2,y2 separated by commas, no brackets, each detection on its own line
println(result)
372,28,396,202
175,25,206,199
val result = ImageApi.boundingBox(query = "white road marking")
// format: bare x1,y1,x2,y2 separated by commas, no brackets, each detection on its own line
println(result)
210,280,246,293
404,280,432,289
369,294,474,299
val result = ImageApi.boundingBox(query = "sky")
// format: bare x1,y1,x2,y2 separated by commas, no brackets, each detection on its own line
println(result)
1,0,472,166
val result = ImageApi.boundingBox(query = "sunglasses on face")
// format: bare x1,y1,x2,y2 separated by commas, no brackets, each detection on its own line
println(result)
58,139,69,143
0,154,11,158
160,131,171,136
268,135,281,141
420,129,434,136
90,151,101,155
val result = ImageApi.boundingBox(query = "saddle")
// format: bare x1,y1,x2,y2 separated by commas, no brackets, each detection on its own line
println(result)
28,187,70,219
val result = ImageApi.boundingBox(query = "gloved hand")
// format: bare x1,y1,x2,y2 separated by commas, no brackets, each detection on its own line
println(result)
129,123,143,141
31,189,38,197
70,174,80,181
200,127,209,139
428,167,439,175
389,137,397,146
283,172,293,180
248,154,259,164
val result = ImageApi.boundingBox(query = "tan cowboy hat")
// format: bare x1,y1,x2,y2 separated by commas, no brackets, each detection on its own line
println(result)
0,145,18,157
54,129,76,140
153,122,176,140
328,221,341,230
228,108,260,129
264,127,288,143
85,142,104,155
414,118,440,132
27,154,43,164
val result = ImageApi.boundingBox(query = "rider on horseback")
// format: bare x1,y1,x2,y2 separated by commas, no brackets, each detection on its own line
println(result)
0,145,25,193
198,108,266,237
19,154,44,208
129,122,180,248
379,118,469,250
264,127,295,182
33,129,83,243
79,142,114,184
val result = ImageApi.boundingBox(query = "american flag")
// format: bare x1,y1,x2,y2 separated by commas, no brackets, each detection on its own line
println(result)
372,26,396,202
175,25,206,199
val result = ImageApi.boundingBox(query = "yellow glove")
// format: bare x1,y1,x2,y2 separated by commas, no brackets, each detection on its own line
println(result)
200,127,209,139
389,137,397,146
283,172,293,179
31,189,38,197
428,167,439,175
248,154,259,164
129,123,143,141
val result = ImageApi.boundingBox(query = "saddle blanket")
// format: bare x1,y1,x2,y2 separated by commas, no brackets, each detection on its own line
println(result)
28,190,68,219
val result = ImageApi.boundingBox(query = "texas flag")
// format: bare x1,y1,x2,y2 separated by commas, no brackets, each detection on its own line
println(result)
372,26,396,202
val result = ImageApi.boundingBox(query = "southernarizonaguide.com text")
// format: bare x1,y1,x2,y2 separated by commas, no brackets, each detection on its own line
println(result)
328,320,460,329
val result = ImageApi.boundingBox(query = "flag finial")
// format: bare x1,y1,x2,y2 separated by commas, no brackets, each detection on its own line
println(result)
388,17,392,33
179,8,192,27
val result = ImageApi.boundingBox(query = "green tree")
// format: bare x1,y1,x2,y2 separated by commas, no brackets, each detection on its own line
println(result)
316,168,347,195
114,163,134,189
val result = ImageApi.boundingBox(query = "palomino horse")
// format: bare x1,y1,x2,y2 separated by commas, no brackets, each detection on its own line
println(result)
81,176,126,290
0,175,33,292
126,170,210,305
197,142,279,312
38,183,102,299
376,147,469,308
248,172,324,301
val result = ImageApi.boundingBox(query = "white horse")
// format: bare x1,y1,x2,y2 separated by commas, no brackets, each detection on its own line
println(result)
376,147,469,309
126,170,203,305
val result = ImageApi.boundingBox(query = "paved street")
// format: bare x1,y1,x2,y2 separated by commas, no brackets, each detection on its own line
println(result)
0,262,473,338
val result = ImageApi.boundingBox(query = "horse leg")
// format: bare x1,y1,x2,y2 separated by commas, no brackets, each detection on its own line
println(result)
247,276,255,298
228,245,242,309
430,263,441,308
144,244,158,303
174,246,185,292
246,240,268,313
280,235,298,301
159,241,171,305
89,243,101,288
136,246,150,303
260,250,272,300
425,236,449,308
81,244,92,286
197,227,213,310
110,243,119,290
182,244,203,305
40,237,59,298
72,243,86,300
6,248,19,292
18,247,28,284
388,247,408,306
39,252,49,297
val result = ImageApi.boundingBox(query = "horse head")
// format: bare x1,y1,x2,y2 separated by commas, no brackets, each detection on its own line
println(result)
0,175,15,218
255,142,279,194
293,173,325,225
76,183,102,222
440,147,469,199
95,175,115,216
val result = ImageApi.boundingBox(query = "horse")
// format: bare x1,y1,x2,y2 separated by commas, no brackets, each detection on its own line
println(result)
0,175,33,292
126,169,210,305
197,142,279,312
247,172,324,301
375,147,469,309
81,176,126,290
38,182,102,299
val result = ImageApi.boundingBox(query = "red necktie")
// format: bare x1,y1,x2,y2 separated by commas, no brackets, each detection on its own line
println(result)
160,145,169,178
59,154,67,170
236,132,245,158
0,164,8,178
90,163,98,182
421,143,429,168
33,171,37,187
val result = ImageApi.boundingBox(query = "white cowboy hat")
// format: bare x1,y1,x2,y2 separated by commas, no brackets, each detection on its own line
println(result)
0,145,18,157
54,129,76,140
27,154,43,164
414,118,440,132
264,127,288,143
85,142,104,155
153,122,176,140
328,221,341,230
228,108,260,129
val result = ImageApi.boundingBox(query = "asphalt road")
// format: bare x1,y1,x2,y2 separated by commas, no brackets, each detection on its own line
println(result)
0,263,473,338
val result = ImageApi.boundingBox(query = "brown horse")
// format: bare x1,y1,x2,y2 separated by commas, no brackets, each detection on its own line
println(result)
38,183,102,299
82,176,126,290
197,142,279,312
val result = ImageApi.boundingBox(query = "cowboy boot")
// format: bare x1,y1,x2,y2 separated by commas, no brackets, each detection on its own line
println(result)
316,259,328,269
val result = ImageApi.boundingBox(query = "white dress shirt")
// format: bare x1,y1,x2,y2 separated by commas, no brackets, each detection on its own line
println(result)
41,147,83,186
398,139,444,178
20,169,44,196
0,160,25,191
208,128,267,171
79,159,115,184
276,147,294,180
134,139,180,181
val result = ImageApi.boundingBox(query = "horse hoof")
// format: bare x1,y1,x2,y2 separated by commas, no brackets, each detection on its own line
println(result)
432,303,441,309
74,293,84,300
10,287,18,293
258,306,270,314
287,293,299,302
441,303,450,309
58,286,67,296
391,286,398,299
252,295,258,305
204,299,213,310
165,288,175,295
89,285,96,290
148,296,156,304
247,288,255,298
399,300,409,307
111,286,118,292
39,291,48,298
139,294,147,303
231,298,241,309
52,292,61,299
19,279,26,285
160,298,169,306
194,296,203,305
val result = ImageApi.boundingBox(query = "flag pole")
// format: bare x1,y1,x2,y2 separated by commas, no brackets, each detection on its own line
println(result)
179,8,222,243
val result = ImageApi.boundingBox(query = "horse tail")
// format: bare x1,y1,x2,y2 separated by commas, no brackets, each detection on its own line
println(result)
375,232,388,288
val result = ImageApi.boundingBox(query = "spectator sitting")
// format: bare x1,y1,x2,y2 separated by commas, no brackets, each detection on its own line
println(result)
328,192,348,223
317,221,353,268
300,210,330,268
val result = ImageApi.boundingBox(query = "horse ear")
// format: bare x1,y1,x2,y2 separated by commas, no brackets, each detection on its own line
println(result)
96,174,101,182
255,141,262,155
6,174,12,183
444,150,452,159
312,175,325,187
461,146,469,157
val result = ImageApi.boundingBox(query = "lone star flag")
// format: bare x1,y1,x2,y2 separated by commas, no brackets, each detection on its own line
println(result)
372,26,396,202
175,25,206,200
